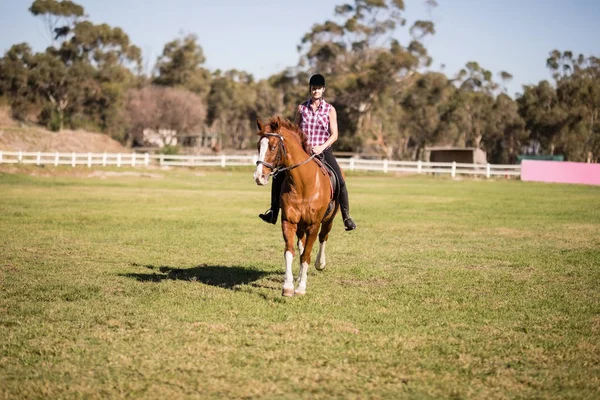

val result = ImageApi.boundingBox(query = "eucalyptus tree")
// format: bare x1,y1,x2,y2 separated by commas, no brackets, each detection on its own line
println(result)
448,62,502,149
153,34,211,98
0,1,142,135
546,51,600,161
483,93,527,164
28,0,84,45
517,51,600,161
206,70,284,149
0,44,36,120
400,71,455,159
517,80,565,156
268,69,310,121
297,0,437,152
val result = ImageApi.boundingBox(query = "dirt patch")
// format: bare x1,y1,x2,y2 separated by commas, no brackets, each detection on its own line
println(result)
0,164,164,179
0,126,126,153
0,107,17,127
0,107,126,153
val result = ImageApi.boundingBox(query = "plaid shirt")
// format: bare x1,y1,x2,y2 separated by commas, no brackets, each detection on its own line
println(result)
299,99,332,147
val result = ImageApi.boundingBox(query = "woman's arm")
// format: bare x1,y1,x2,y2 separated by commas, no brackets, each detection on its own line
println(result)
312,106,338,155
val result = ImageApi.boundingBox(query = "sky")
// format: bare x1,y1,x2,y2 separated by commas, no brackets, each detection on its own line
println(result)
1,0,599,98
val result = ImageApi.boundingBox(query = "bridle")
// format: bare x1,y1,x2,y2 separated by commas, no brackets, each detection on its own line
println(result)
256,132,317,177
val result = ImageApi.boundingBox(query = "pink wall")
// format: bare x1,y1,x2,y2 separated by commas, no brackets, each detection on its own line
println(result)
521,160,600,186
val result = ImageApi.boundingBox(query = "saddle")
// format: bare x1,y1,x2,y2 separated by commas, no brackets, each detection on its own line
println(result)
313,156,340,218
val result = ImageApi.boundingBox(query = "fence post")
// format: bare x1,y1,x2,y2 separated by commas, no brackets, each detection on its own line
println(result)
71,152,76,167
117,153,121,168
37,151,41,166
87,152,92,168
55,152,59,166
145,153,149,166
417,160,422,174
350,157,355,172
221,154,226,168
102,153,107,167
383,159,388,174
18,151,23,163
0,151,2,164
160,154,164,166
451,161,456,178
486,163,491,179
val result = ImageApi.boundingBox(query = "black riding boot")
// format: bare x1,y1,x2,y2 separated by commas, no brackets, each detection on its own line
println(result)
259,173,283,224
339,184,357,231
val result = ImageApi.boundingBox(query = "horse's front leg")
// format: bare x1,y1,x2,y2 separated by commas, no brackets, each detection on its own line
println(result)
295,223,320,295
282,220,297,297
296,224,306,257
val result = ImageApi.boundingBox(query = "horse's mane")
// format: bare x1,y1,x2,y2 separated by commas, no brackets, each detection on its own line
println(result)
266,117,311,155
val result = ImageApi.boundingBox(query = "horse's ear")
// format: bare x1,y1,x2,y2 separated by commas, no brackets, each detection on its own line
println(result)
270,116,281,132
256,119,265,133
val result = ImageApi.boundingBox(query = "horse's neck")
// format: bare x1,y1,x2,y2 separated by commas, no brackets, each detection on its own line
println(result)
282,132,318,186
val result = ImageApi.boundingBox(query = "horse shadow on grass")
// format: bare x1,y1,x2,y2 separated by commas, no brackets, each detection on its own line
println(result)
122,263,279,292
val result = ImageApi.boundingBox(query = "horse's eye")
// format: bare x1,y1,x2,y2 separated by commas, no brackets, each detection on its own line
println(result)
270,145,277,150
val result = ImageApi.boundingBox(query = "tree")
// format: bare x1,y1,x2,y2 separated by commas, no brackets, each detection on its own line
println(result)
297,0,437,152
206,70,284,149
28,0,84,45
125,86,206,146
517,80,566,156
153,34,211,97
447,62,504,149
483,94,527,164
401,72,455,159
23,1,142,135
550,52,600,161
0,43,36,120
518,51,600,161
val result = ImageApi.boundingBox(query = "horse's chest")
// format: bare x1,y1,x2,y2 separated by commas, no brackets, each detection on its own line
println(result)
285,198,324,222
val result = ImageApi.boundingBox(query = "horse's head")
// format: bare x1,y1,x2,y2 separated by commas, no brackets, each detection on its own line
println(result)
254,117,285,186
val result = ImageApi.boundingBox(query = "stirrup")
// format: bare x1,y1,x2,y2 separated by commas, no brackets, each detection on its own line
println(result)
344,217,357,231
259,209,277,225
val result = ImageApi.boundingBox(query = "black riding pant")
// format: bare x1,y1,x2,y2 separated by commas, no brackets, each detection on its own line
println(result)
269,148,351,219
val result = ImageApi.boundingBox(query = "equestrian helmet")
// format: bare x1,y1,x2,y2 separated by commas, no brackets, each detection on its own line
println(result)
309,74,326,87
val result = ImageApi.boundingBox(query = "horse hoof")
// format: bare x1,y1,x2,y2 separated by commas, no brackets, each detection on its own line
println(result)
282,287,295,297
315,263,326,271
294,289,306,296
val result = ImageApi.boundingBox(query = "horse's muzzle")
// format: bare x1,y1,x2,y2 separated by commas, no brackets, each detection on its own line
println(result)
254,171,269,186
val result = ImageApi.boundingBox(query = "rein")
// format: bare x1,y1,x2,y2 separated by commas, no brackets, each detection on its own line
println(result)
256,133,317,177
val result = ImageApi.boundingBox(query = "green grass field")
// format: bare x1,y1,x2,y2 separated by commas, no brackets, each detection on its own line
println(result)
1,166,599,399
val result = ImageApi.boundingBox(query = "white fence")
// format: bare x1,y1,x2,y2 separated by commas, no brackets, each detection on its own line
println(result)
0,151,521,178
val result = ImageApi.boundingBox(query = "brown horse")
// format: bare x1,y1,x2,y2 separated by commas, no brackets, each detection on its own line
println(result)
254,116,339,297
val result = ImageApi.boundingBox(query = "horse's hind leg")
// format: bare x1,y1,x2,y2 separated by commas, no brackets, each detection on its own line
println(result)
295,224,319,295
315,218,334,271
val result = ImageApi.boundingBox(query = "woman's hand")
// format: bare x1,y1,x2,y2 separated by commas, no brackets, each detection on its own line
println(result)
312,144,326,155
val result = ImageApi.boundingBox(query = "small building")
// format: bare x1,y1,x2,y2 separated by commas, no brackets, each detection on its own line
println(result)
427,147,487,164
142,128,177,147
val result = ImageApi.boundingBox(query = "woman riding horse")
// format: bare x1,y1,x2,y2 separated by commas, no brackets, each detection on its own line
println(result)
259,74,357,231
254,116,341,296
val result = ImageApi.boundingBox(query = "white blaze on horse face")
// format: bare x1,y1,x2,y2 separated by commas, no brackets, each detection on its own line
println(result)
253,137,269,185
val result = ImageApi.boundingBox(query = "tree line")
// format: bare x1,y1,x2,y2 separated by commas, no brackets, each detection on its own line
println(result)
0,0,598,163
